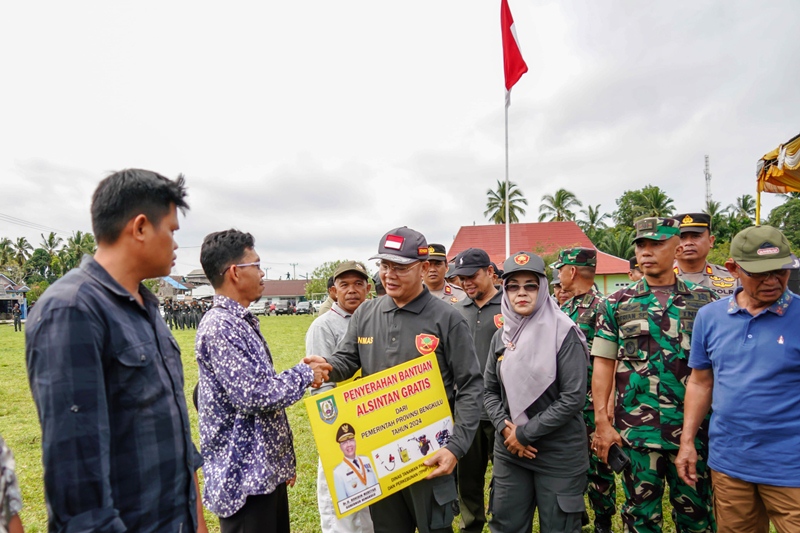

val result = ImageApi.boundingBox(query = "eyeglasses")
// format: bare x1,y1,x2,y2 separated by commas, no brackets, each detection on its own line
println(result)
737,265,789,282
377,261,419,275
220,261,261,276
505,282,539,293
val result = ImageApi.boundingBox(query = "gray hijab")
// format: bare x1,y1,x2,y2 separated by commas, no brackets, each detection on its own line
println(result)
499,272,588,425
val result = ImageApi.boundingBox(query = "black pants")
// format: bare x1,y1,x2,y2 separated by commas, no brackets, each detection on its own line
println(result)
457,420,495,532
370,474,457,533
219,484,290,533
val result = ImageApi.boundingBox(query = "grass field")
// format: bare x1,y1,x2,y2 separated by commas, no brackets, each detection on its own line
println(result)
0,315,688,532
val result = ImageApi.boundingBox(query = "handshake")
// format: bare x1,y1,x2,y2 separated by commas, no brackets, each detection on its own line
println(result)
301,355,333,388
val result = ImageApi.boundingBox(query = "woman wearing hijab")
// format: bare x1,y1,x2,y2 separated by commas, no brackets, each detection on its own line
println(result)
484,251,590,533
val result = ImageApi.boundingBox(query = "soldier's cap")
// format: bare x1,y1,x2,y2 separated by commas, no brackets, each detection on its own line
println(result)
336,423,356,443
678,213,711,234
501,252,546,279
629,257,640,271
450,248,491,277
369,227,429,265
731,225,800,273
550,247,597,269
427,244,448,263
633,217,680,242
333,260,370,282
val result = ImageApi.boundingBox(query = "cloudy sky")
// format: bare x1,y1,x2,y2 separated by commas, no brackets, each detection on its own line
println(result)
2,1,798,278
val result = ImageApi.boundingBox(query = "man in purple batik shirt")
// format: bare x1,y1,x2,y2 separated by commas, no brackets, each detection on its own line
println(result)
195,229,330,533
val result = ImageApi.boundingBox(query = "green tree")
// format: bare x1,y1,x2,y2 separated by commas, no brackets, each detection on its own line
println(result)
25,248,53,283
26,280,50,304
577,204,609,242
484,180,528,224
707,241,732,267
613,185,676,227
703,200,729,243
596,227,636,259
13,237,33,266
767,198,800,251
305,260,346,300
538,188,583,222
39,232,64,256
0,237,13,266
728,194,756,222
143,278,161,294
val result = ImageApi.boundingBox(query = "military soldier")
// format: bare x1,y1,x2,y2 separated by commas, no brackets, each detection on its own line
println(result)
591,217,717,533
332,423,379,502
164,298,175,329
424,244,466,305
553,247,615,533
675,213,738,298
11,303,22,332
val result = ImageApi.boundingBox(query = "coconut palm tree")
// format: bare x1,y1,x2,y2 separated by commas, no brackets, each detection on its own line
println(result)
13,237,33,266
538,189,583,222
728,194,756,221
578,204,609,233
484,180,528,224
40,232,64,256
635,186,675,219
0,238,14,266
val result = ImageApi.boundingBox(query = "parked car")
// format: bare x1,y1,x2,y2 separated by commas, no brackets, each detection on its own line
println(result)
295,301,312,315
273,300,292,315
248,301,267,316
310,300,323,312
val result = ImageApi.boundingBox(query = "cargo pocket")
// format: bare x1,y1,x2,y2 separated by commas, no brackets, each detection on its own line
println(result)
556,492,585,531
429,475,457,530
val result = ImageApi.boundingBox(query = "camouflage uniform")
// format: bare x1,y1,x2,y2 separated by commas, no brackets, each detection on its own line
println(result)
592,275,717,533
554,247,618,524
0,434,23,530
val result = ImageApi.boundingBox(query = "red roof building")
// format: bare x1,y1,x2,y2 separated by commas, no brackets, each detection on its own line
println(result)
260,279,309,300
448,221,632,293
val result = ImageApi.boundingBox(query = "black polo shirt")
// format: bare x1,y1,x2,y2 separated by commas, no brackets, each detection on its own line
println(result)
327,287,483,459
454,287,504,372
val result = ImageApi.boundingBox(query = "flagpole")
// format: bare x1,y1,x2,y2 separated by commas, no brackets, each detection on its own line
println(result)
504,102,510,258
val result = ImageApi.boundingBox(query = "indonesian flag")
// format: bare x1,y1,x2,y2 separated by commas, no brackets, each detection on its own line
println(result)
501,0,528,107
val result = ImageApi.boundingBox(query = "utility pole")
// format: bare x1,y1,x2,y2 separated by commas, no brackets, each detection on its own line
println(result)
264,267,270,279
704,155,712,206
290,263,298,280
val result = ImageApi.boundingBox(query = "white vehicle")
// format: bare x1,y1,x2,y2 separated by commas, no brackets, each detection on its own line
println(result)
310,300,323,312
248,301,267,316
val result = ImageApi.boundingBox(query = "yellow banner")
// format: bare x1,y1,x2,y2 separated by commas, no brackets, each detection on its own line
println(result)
305,353,453,518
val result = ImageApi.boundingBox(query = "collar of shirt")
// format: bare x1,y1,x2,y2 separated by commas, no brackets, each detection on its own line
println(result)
634,276,691,296
461,286,503,309
727,287,793,316
329,302,352,318
379,286,431,314
81,255,159,307
211,294,252,318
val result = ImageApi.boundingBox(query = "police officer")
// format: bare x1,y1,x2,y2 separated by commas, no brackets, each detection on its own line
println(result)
591,217,717,533
163,298,174,329
450,248,502,533
317,226,483,533
675,213,738,298
424,244,466,305
552,247,615,533
332,423,379,502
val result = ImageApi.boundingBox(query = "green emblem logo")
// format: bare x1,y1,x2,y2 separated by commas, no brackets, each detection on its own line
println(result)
317,396,338,425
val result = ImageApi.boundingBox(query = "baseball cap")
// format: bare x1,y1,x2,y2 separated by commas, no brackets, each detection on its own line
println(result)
427,244,448,262
678,213,711,234
501,251,546,279
369,227,429,265
491,262,504,277
451,248,491,277
634,217,680,242
333,260,370,281
730,225,800,273
550,247,597,269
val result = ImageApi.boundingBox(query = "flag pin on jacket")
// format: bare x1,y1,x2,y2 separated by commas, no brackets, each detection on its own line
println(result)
778,335,784,344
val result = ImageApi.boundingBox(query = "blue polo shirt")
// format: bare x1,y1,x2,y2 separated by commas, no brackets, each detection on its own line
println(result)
690,288,800,487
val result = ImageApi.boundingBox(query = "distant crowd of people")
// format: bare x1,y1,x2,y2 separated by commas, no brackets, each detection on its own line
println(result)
2,168,798,533
163,299,211,330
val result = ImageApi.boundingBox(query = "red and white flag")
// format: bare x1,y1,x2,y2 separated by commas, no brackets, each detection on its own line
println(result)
501,0,528,107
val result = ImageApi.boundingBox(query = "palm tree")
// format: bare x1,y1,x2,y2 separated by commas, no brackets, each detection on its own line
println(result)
635,187,675,219
728,194,756,221
0,238,13,266
578,204,609,233
538,189,583,222
40,232,64,256
597,228,636,259
57,231,97,273
13,237,33,266
484,180,528,224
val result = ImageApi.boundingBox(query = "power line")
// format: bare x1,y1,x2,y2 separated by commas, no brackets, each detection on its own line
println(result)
0,212,72,236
